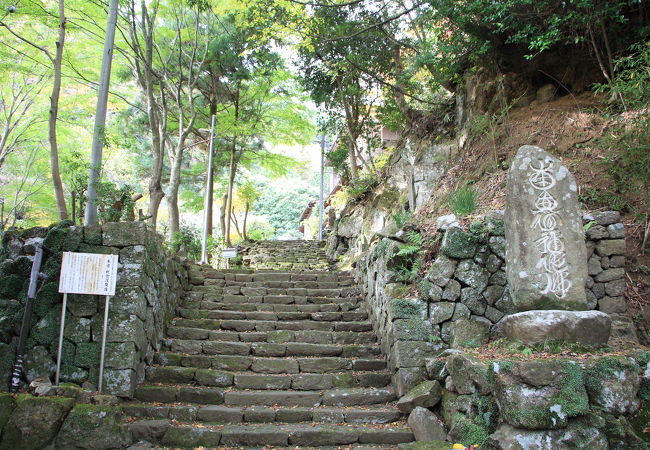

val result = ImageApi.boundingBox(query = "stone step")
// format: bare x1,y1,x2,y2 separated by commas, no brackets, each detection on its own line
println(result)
185,293,363,305
220,280,353,289
128,422,413,447
171,316,374,332
178,309,369,322
165,328,377,344
124,403,402,425
134,386,395,408
164,337,380,357
146,356,388,379
189,288,359,299
189,301,363,313
142,365,390,391
200,270,352,282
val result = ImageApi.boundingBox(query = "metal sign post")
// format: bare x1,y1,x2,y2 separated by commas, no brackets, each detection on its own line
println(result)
57,252,118,392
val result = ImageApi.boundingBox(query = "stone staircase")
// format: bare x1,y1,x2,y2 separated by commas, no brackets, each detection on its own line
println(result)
124,265,414,448
241,240,333,271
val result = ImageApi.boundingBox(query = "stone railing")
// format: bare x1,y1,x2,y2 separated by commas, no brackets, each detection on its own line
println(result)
0,221,188,397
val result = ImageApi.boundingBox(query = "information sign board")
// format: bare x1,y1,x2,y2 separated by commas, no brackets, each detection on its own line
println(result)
222,248,237,259
58,252,119,296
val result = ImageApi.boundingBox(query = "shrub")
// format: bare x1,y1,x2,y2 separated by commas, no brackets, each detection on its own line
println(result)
448,185,477,217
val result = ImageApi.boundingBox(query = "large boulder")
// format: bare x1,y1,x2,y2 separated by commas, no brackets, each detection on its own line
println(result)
488,422,608,449
55,404,131,449
492,359,589,430
0,395,74,449
498,310,611,345
585,356,640,415
505,146,588,311
397,380,442,413
407,407,447,441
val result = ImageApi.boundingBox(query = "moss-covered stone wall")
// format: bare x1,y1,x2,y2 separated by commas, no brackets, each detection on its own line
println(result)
0,221,188,397
343,210,631,397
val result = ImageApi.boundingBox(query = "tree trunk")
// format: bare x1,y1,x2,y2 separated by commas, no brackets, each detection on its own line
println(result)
225,141,237,245
231,211,242,239
167,147,183,237
242,203,249,241
219,193,227,237
50,0,68,220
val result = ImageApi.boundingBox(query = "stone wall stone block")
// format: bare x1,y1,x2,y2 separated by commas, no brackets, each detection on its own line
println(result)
429,303,455,324
450,319,489,349
440,228,478,259
596,239,626,256
598,296,627,313
102,222,148,247
392,341,444,368
460,288,487,315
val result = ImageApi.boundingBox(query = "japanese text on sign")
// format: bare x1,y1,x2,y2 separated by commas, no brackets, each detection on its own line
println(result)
58,252,119,296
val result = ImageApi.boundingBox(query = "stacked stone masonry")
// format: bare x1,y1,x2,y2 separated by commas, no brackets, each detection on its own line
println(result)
241,239,333,271
355,210,630,397
120,264,416,447
408,350,649,448
0,221,187,397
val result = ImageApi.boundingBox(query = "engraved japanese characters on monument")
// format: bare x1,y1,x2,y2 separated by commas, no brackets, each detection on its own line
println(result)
505,145,588,311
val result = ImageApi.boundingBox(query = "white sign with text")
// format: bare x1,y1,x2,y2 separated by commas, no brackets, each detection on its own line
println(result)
222,248,237,259
58,252,119,296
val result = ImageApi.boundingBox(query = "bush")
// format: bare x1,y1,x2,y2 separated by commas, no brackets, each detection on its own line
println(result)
169,225,202,260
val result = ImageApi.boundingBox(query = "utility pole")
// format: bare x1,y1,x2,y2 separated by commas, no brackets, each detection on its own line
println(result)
84,0,119,225
318,135,325,241
201,115,217,264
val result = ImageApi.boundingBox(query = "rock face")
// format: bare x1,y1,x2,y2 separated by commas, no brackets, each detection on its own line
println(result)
498,310,611,345
505,146,588,311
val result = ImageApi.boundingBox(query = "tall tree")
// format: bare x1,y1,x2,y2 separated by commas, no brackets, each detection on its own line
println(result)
1,0,69,219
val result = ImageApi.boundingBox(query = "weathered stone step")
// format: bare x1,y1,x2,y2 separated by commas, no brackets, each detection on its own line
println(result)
124,403,401,425
135,386,395,408
189,287,359,299
185,293,363,305
200,270,352,282
220,280,353,289
191,300,363,314
163,338,380,357
180,309,369,322
171,316,374,332
166,339,380,358
165,328,377,344
146,356,387,379
128,421,412,447
142,365,390,391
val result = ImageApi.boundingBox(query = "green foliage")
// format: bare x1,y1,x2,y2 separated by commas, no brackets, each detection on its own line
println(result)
346,172,379,201
595,41,650,110
169,225,202,260
392,209,412,230
246,221,275,241
448,185,477,217
93,182,135,224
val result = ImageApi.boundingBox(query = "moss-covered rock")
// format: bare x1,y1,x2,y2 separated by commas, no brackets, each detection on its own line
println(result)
629,401,650,443
593,411,646,448
0,394,73,449
488,420,608,449
0,394,14,437
450,319,489,349
33,282,62,319
0,275,24,298
447,353,491,395
102,222,148,247
392,318,437,341
585,356,640,415
29,308,60,347
43,227,69,252
0,344,15,390
55,404,131,449
493,359,589,430
388,298,427,320
24,345,55,382
74,343,100,369
441,228,478,259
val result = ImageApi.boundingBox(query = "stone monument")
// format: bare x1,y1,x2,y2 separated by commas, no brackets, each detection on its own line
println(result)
502,145,611,344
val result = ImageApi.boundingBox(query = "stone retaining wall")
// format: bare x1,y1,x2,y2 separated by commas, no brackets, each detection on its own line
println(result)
0,221,187,397
352,210,630,396
400,350,649,447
